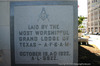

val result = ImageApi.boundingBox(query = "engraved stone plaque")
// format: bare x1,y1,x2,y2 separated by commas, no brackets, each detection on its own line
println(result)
10,1,78,66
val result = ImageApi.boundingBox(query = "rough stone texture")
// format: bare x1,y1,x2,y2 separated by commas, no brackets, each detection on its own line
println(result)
0,0,77,66
0,50,11,66
0,0,77,2
0,1,10,66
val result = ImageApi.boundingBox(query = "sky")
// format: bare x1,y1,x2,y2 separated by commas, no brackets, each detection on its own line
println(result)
78,0,88,17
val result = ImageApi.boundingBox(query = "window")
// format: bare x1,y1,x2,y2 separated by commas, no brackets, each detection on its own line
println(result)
94,0,95,2
95,27,98,32
88,1,89,4
94,0,97,2
99,21,100,25
88,6,90,9
94,11,98,20
88,14,91,22
91,13,93,21
99,27,100,32
88,23,90,26
99,10,100,19
96,0,97,2
91,22,93,26
92,0,93,3
94,22,98,26
91,28,93,32
88,28,90,32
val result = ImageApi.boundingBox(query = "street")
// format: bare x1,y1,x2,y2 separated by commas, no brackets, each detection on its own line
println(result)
88,35,100,50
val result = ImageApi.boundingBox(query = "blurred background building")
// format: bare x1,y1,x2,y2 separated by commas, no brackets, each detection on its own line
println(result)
87,0,100,34
79,17,88,33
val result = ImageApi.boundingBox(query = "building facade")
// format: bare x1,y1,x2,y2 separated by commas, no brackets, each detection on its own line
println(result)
87,0,100,34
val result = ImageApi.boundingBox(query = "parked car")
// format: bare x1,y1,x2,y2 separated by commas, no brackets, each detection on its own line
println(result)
93,32,100,35
98,33,100,35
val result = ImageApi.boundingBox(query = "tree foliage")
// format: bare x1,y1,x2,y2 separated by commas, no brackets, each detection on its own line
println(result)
79,25,84,28
78,16,85,26
78,16,85,32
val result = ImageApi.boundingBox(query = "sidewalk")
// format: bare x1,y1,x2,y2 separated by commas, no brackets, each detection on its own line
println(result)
79,44,100,65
